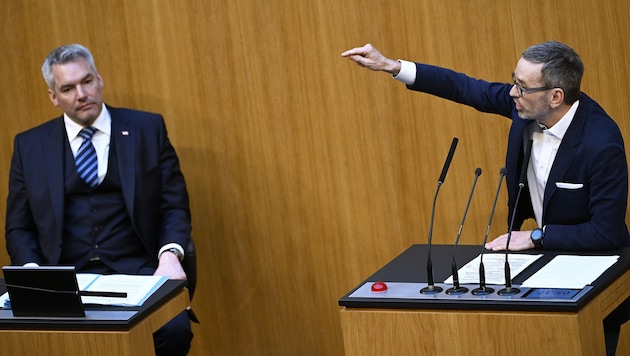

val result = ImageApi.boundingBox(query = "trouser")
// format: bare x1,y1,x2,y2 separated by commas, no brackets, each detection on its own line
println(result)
604,297,630,356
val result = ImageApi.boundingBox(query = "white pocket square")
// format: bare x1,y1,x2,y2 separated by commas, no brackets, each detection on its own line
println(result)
555,182,584,189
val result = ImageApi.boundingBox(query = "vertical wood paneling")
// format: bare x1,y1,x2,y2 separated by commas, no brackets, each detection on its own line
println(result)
0,1,628,355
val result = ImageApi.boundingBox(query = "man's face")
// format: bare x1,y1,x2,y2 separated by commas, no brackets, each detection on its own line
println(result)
47,57,104,126
510,58,552,122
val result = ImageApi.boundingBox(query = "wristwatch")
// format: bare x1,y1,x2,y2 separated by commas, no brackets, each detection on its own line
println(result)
163,247,184,262
530,228,545,248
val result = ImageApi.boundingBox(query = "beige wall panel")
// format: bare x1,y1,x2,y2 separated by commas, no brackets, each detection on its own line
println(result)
0,0,628,355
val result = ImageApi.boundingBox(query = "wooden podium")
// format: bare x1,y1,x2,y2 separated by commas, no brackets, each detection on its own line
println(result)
0,280,189,356
339,245,630,355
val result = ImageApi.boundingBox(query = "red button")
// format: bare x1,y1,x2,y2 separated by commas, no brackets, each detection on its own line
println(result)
371,281,388,292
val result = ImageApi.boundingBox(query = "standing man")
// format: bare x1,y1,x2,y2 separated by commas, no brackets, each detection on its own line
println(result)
342,41,630,355
5,44,193,355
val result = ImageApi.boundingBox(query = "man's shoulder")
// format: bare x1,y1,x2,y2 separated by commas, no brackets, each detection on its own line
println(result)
107,105,165,128
576,94,620,128
573,94,624,146
577,93,610,117
16,116,63,139
107,105,161,118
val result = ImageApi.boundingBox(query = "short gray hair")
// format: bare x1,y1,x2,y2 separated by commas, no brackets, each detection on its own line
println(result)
522,41,584,104
41,44,98,90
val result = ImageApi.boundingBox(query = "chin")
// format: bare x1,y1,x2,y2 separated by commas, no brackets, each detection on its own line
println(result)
73,116,95,126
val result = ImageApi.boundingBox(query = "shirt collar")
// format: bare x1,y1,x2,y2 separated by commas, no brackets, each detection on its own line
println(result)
540,100,580,139
64,103,112,140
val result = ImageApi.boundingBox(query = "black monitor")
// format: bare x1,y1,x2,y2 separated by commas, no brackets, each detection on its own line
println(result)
2,266,85,317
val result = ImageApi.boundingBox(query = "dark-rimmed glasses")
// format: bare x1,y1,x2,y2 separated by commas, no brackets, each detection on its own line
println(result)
511,73,552,97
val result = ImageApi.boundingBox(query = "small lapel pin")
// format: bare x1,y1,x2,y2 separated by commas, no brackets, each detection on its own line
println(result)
121,131,129,136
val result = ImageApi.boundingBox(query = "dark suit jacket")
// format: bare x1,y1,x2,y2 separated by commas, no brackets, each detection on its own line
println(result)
408,63,630,251
5,105,192,267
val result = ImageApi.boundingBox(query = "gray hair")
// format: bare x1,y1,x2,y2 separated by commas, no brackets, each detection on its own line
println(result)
41,44,98,90
522,41,584,104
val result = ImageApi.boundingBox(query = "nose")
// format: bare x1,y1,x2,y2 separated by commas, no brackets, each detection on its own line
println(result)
509,84,521,98
76,84,87,99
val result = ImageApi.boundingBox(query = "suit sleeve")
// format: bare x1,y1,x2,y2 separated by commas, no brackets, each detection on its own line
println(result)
5,135,45,265
153,116,192,250
408,63,515,119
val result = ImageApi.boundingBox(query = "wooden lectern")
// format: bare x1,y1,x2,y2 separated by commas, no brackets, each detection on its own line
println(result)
0,280,189,356
339,245,630,355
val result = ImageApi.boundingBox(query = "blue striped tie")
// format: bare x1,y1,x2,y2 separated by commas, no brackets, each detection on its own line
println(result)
75,126,99,188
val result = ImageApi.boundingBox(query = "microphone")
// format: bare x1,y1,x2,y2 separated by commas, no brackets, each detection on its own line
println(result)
0,283,127,298
421,137,458,294
446,167,482,295
498,139,533,296
78,290,128,298
438,138,458,184
472,167,506,296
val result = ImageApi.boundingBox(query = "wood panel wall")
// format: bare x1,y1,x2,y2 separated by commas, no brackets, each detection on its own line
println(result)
1,0,628,355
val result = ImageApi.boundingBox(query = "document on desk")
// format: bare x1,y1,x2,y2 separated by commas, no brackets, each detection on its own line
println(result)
77,274,168,307
521,255,619,289
444,253,543,285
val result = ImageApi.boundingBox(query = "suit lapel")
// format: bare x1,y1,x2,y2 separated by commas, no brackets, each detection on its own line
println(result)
44,118,67,239
543,109,585,212
110,107,137,215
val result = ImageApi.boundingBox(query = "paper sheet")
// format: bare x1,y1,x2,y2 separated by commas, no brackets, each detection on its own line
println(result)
79,274,168,306
444,253,543,285
521,255,619,289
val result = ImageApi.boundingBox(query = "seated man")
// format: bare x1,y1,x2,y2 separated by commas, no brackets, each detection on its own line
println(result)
5,43,194,356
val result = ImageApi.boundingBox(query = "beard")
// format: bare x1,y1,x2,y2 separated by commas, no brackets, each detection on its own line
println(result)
516,99,551,122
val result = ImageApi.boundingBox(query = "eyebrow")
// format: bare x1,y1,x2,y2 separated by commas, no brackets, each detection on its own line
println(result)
58,73,94,91
512,72,525,85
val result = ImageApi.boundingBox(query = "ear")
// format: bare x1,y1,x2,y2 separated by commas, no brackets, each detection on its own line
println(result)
47,88,59,107
549,88,565,108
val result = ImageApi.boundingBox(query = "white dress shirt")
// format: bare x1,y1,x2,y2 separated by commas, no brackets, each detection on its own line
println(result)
526,101,579,227
64,103,111,185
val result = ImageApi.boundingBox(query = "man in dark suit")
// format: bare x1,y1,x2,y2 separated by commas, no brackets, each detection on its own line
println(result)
5,44,193,355
342,41,630,355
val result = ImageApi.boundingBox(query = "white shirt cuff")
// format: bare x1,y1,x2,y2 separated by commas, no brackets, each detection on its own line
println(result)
158,243,185,261
393,59,417,85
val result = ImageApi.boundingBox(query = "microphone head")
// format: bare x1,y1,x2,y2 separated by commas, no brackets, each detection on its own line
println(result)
438,137,459,184
500,167,507,176
475,167,482,176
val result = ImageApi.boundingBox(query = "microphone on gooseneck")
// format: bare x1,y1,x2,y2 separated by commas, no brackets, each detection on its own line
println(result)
0,283,127,298
498,139,533,296
446,167,482,295
420,137,458,295
472,167,506,296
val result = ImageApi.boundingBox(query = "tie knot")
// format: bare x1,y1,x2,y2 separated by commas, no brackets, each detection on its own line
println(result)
78,126,97,140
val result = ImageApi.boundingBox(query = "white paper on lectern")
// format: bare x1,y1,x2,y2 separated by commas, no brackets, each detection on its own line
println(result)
521,255,619,289
0,292,8,307
444,253,543,285
78,274,167,306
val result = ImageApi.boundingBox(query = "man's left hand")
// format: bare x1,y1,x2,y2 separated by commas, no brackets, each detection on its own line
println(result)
154,251,187,279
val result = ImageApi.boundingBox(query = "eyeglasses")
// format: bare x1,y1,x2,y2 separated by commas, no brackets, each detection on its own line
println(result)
511,73,552,97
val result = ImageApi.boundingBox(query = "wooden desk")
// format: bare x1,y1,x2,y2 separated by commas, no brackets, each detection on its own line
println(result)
339,245,630,356
0,281,189,356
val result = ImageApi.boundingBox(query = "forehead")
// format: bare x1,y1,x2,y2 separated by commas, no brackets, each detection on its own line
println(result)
51,58,96,87
513,57,544,85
